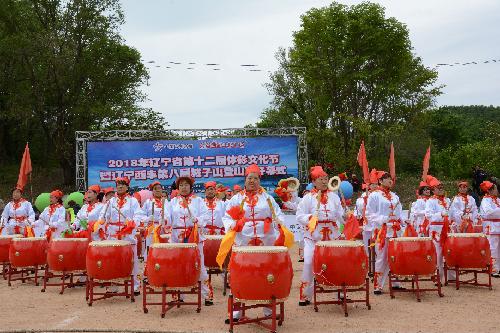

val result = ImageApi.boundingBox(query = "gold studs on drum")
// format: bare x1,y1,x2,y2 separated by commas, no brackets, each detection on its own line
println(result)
361,262,366,269
426,255,432,262
58,254,64,262
321,264,327,271
480,250,486,256
15,251,20,257
195,262,199,271
267,274,275,284
97,260,102,269
154,263,161,271
390,256,395,262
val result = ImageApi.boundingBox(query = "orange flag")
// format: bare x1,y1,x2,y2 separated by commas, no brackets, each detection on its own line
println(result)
16,143,32,191
389,142,396,183
343,213,361,240
357,140,370,184
422,146,431,181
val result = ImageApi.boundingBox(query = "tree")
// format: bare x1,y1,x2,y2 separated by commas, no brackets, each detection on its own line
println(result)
0,0,167,184
258,2,441,170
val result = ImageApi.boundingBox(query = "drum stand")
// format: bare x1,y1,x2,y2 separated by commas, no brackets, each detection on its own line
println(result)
7,264,44,286
2,262,8,280
86,275,135,306
444,264,492,290
228,295,284,333
207,267,228,296
41,266,87,294
388,270,444,302
313,278,371,317
142,281,201,317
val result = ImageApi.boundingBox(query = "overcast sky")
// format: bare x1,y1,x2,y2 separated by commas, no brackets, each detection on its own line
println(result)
120,0,500,129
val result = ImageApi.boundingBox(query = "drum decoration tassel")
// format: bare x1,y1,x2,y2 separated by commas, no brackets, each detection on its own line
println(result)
216,203,245,269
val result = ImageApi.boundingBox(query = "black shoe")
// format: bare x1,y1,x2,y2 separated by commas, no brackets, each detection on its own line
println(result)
392,286,406,290
225,318,239,324
298,258,304,262
298,300,311,306
374,290,382,295
491,273,500,278
205,300,214,306
134,291,140,296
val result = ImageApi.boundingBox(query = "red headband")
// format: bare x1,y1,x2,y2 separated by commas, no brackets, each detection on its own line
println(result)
480,181,494,193
50,190,63,199
88,185,101,193
310,166,327,181
115,177,130,186
245,164,261,176
204,181,217,189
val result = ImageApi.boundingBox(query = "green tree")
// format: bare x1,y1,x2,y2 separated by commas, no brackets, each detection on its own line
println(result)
0,0,166,184
258,2,441,170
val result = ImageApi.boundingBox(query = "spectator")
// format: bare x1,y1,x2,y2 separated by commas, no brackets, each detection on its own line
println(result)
67,200,81,215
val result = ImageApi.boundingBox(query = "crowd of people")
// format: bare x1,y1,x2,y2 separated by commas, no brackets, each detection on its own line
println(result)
1,164,499,320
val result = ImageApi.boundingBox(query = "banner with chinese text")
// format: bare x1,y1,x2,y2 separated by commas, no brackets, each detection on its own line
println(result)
87,136,299,192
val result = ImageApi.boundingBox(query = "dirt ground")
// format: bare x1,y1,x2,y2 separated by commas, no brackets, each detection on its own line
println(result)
0,245,498,333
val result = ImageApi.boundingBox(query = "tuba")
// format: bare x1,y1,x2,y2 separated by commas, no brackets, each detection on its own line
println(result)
285,177,300,192
328,176,341,192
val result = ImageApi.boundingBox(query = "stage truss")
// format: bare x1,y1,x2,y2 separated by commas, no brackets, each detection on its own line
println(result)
75,128,308,192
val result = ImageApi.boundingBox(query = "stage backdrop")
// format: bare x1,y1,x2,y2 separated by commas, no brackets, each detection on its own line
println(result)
87,136,299,192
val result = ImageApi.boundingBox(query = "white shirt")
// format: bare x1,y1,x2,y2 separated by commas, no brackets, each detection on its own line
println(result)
98,194,144,243
296,190,345,241
1,199,35,232
202,197,225,234
365,189,403,238
449,194,479,229
222,189,282,246
168,194,208,243
425,196,451,238
74,202,104,230
142,197,169,227
479,195,500,235
36,204,67,239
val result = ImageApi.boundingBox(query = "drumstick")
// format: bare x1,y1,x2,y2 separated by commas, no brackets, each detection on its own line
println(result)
266,197,283,225
160,197,165,226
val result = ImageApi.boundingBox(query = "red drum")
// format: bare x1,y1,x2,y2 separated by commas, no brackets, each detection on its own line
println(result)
473,225,483,233
388,237,436,276
0,235,23,263
47,238,89,272
314,240,368,287
203,235,223,269
86,240,133,280
146,243,200,288
230,246,293,302
444,233,490,269
9,237,48,267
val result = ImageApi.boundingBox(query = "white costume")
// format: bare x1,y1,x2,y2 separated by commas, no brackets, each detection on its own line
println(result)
410,197,429,236
202,197,226,235
1,199,35,236
479,195,500,273
167,194,211,300
141,197,169,261
449,194,478,232
354,192,372,255
425,195,453,282
97,194,144,291
296,189,344,301
34,204,67,239
366,189,403,291
74,202,104,241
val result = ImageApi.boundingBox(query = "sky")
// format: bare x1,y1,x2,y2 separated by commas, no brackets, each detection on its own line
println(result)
119,0,500,129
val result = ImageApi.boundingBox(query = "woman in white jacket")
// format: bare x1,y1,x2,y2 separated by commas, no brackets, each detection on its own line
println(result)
479,181,500,278
34,190,67,240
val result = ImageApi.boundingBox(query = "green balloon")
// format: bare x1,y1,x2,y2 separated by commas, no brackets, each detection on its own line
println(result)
35,193,50,212
64,192,84,208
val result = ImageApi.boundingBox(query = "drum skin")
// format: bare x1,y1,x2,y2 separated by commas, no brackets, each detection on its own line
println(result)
86,240,133,280
0,235,23,263
47,238,89,272
146,243,200,288
388,237,436,276
203,235,223,269
230,246,293,302
444,233,490,269
314,240,368,287
9,237,48,267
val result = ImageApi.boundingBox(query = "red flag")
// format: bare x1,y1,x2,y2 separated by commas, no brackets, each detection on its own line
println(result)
422,146,431,181
343,214,361,240
357,141,370,184
389,142,396,183
16,143,32,191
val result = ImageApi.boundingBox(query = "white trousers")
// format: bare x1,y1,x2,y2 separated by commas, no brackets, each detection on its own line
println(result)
300,238,315,300
374,239,400,290
362,230,373,257
432,239,455,282
487,234,500,272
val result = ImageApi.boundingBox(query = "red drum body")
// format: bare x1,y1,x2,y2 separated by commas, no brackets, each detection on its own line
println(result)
473,225,483,233
0,235,23,263
47,238,89,272
9,237,47,267
146,243,200,288
445,233,490,269
159,234,170,243
203,235,223,269
86,240,133,280
314,240,368,287
388,237,436,276
230,246,293,302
